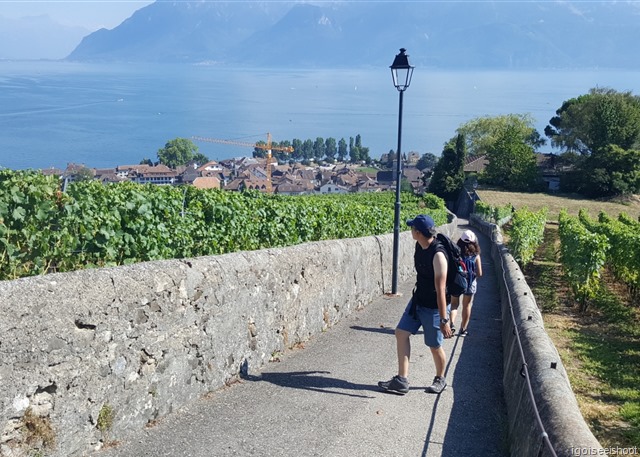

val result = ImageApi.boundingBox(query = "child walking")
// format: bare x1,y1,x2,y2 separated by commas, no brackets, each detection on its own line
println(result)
449,229,482,336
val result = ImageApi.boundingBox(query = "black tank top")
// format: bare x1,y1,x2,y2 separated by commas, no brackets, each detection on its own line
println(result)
412,240,446,310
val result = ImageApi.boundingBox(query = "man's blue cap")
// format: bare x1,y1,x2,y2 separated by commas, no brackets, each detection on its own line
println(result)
406,214,436,235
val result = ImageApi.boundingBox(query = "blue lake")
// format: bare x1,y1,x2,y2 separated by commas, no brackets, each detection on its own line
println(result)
1,61,639,170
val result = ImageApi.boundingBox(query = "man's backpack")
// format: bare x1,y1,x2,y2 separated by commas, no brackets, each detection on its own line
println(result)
436,233,468,297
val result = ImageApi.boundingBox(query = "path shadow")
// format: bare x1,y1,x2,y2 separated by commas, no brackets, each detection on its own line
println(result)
436,224,509,457
241,369,377,399
351,325,423,335
421,332,463,456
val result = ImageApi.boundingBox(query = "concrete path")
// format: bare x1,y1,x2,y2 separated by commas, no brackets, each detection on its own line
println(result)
99,226,508,457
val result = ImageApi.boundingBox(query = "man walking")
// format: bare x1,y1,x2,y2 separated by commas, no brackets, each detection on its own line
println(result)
378,214,452,395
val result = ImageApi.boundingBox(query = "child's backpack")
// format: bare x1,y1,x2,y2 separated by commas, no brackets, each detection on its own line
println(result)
463,255,477,287
436,233,468,297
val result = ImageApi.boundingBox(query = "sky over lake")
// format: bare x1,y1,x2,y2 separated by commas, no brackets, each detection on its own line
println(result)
0,0,153,30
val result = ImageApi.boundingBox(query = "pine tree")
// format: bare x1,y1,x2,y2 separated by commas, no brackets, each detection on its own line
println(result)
428,134,466,203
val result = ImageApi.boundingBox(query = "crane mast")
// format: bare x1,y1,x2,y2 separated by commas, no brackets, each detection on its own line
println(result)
192,133,293,193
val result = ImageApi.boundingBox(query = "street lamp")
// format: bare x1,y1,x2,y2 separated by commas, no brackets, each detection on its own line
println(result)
390,48,414,295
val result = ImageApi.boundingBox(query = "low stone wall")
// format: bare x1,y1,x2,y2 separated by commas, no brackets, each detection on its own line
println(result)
470,214,602,457
0,219,457,457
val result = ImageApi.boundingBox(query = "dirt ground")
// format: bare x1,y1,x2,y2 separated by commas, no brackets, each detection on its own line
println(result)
476,189,640,221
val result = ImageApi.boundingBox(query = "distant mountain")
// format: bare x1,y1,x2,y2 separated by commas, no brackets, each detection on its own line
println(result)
0,15,88,60
67,2,292,63
67,1,640,69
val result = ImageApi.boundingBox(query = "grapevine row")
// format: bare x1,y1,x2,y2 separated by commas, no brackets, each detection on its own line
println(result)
558,210,609,312
474,200,513,224
0,170,447,281
578,209,640,297
507,207,548,267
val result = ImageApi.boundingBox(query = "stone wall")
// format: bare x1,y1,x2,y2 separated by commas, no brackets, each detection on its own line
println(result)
470,214,603,457
0,219,458,457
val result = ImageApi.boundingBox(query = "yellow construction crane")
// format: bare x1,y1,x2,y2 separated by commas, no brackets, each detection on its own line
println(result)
192,133,293,193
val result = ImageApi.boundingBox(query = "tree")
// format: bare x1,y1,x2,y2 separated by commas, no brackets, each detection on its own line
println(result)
416,153,438,171
273,140,293,163
400,177,414,193
357,136,371,163
564,145,640,197
361,148,371,163
484,125,539,191
545,87,640,155
545,88,640,197
457,114,545,157
157,138,198,169
324,137,337,162
337,138,348,162
292,138,304,161
348,136,359,162
355,135,361,150
428,134,466,203
73,166,94,182
252,140,267,158
192,152,210,166
386,150,397,169
313,137,325,161
301,139,314,161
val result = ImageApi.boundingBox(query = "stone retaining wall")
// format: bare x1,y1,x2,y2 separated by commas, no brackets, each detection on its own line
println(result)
1,220,458,457
470,214,603,457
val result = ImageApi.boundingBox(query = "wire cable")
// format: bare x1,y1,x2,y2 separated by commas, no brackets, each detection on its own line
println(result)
497,245,558,457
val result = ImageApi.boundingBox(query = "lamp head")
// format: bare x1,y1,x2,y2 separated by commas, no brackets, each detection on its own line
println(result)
390,48,414,92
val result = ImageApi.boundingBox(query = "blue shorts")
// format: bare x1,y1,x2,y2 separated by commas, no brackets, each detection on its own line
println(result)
464,279,478,296
397,300,450,348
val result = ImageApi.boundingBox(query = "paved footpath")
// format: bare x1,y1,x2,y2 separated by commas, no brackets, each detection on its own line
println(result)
100,226,508,457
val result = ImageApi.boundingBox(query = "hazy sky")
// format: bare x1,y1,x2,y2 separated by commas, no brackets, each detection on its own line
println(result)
0,0,155,30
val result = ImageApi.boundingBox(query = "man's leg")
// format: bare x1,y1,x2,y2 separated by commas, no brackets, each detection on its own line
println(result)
425,345,447,393
430,346,446,378
423,308,448,394
378,301,419,394
395,328,412,378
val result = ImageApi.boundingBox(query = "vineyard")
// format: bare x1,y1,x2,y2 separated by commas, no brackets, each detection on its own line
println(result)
582,211,640,298
507,207,548,267
558,210,610,312
489,190,640,448
484,192,640,310
475,202,548,267
0,170,448,281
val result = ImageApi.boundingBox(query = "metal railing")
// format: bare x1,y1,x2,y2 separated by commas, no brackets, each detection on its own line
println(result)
498,245,558,457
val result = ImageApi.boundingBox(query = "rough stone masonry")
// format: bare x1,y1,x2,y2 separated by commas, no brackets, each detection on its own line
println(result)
1,227,443,457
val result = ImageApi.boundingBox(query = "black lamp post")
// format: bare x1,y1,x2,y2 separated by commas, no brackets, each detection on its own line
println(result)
390,48,414,295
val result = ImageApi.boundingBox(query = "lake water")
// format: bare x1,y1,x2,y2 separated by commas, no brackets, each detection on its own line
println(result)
1,61,639,170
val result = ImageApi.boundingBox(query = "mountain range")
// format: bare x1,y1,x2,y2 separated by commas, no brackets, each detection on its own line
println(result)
8,1,640,69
